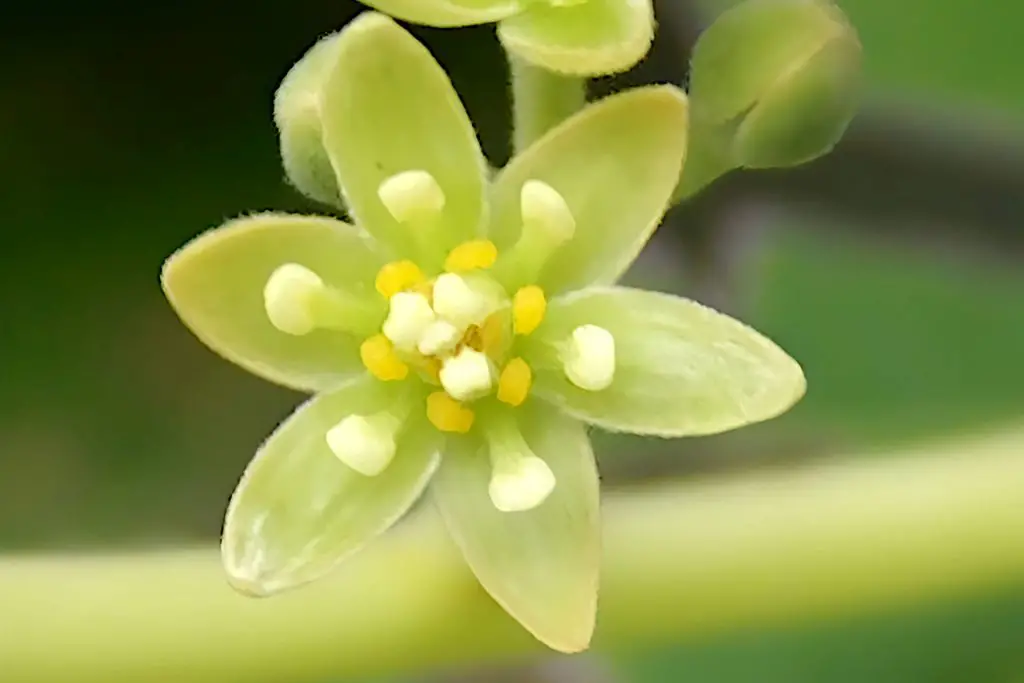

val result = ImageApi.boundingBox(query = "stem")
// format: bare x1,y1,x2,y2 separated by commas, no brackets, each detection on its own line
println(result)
510,56,586,154
5,428,1024,682
673,117,737,203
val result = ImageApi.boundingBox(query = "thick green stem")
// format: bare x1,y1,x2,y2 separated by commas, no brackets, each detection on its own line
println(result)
5,428,1024,682
510,56,586,154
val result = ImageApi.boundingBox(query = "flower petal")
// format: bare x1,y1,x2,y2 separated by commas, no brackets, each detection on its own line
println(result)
321,12,488,265
524,286,806,436
431,406,599,653
498,0,654,75
489,86,687,295
356,0,520,27
222,377,440,596
161,213,384,393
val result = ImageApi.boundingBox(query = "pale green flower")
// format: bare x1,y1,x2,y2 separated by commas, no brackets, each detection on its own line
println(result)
161,12,805,652
355,0,654,75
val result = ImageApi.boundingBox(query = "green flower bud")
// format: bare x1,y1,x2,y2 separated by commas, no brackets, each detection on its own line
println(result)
274,32,345,207
678,0,861,197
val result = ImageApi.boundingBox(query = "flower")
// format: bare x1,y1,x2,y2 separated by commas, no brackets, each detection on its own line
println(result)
354,0,654,75
676,0,862,198
161,12,805,653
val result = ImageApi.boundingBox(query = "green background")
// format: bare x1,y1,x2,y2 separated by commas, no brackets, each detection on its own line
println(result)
1,0,1022,680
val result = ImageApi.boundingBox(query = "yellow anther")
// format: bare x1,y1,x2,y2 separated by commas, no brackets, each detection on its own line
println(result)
360,334,409,381
513,286,547,336
445,240,498,272
426,392,475,434
497,358,532,407
375,260,425,298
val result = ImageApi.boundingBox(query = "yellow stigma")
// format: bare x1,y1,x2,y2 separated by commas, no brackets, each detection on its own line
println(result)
497,358,532,407
375,260,425,299
360,334,409,381
513,286,547,336
426,392,475,433
445,240,498,273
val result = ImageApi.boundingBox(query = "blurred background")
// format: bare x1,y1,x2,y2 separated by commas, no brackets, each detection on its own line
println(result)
1,0,1023,681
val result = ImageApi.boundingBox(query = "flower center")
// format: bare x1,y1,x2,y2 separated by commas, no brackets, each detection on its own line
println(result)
258,170,618,446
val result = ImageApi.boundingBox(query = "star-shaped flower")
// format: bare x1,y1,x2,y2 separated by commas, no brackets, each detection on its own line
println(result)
355,0,655,74
162,12,805,652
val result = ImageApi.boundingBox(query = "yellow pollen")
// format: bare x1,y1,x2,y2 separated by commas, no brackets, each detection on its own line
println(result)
513,286,547,336
426,392,475,433
497,358,532,407
445,240,498,272
360,334,409,381
375,260,425,299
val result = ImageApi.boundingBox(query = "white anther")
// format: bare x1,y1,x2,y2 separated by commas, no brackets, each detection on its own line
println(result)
325,414,400,477
563,324,616,391
263,263,325,336
432,273,489,330
489,454,556,513
378,170,446,224
417,320,462,356
521,179,576,245
382,292,435,352
439,348,494,402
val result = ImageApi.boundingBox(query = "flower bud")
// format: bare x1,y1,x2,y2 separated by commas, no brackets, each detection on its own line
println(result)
274,32,345,207
688,0,861,171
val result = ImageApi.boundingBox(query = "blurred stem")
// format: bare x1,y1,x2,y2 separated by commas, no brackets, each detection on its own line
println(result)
5,428,1024,682
510,56,586,153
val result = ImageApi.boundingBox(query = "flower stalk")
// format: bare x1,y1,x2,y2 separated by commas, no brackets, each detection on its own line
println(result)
4,428,1024,682
509,55,587,153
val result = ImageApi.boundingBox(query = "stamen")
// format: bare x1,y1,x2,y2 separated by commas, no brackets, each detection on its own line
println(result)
382,292,435,352
360,334,409,381
521,180,576,244
426,392,475,433
325,413,402,476
432,273,495,331
486,417,555,512
264,263,379,336
497,180,576,286
512,286,547,336
445,240,498,273
375,260,425,299
378,170,446,225
263,264,324,335
439,348,494,402
563,324,616,391
417,320,462,356
497,358,532,407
